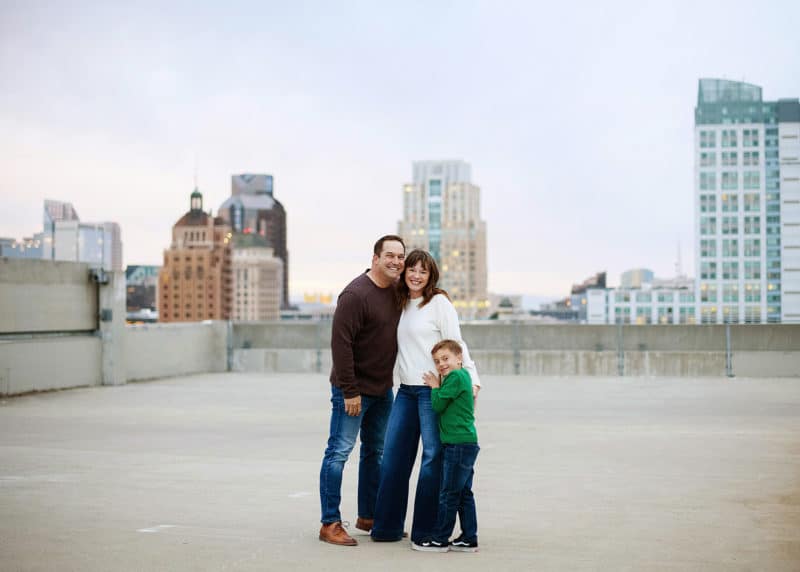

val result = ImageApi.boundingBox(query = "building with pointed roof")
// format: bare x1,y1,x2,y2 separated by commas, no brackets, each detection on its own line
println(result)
158,188,232,322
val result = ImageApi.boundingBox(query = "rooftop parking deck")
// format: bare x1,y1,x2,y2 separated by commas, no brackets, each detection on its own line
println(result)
1,374,799,571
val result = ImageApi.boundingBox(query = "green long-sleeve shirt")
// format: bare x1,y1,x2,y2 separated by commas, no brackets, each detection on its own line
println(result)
431,368,478,444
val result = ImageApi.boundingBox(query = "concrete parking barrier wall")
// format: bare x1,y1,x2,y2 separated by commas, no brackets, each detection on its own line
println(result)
125,321,228,382
1,259,111,395
231,322,800,378
232,321,332,373
0,336,101,394
0,259,96,334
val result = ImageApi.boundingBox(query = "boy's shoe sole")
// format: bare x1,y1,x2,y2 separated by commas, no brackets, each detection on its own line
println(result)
450,545,479,553
411,542,449,553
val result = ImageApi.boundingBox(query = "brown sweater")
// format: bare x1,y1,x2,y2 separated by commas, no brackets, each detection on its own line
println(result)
330,271,401,398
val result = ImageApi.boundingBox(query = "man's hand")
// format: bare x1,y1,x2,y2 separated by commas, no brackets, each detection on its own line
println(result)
344,395,362,417
473,384,481,400
423,371,440,389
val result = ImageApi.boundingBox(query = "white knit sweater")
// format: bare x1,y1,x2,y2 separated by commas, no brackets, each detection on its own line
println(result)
394,293,480,387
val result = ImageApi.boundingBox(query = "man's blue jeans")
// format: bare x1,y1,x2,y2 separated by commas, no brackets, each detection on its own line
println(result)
371,384,442,543
319,385,393,524
433,443,479,543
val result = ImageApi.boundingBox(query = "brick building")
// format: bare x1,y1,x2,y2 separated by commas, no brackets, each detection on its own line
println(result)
158,189,232,322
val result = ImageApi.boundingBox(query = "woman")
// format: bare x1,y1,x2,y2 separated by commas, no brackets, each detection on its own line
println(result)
370,249,480,545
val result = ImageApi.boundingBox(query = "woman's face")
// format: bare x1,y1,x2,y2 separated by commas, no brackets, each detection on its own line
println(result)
405,261,430,298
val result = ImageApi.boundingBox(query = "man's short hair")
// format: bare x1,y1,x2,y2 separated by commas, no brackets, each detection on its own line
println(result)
431,339,463,357
374,234,406,256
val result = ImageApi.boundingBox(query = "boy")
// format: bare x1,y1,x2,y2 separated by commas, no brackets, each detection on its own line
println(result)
416,339,480,553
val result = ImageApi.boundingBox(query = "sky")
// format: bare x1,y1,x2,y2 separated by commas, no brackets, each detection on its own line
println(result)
1,0,799,304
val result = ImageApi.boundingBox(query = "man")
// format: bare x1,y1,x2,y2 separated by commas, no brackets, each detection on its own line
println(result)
318,235,406,546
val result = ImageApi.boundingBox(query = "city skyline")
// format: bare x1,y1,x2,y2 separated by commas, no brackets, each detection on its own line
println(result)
2,1,799,300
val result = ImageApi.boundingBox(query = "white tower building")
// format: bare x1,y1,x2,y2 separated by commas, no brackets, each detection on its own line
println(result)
398,160,488,319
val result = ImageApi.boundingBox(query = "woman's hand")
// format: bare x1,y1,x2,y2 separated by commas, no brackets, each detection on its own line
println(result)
472,384,481,399
422,371,440,389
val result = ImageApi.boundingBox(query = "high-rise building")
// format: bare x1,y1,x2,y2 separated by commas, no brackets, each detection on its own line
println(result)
694,79,800,323
0,235,44,259
51,221,122,272
398,160,488,319
42,199,78,261
126,265,160,312
231,234,283,321
569,271,607,322
40,199,122,271
620,269,654,289
158,188,232,322
218,174,290,309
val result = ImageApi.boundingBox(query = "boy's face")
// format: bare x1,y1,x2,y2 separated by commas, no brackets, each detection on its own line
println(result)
433,348,462,377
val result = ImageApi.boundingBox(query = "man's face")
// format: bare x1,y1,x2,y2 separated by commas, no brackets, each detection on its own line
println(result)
433,348,461,377
372,240,405,283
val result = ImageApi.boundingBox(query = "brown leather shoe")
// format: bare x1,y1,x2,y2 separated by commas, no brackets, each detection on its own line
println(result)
319,522,357,546
355,517,373,532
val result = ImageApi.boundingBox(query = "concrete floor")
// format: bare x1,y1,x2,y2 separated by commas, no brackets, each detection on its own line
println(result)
1,373,799,572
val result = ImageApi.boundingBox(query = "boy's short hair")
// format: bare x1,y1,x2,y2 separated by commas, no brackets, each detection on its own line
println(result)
431,339,463,357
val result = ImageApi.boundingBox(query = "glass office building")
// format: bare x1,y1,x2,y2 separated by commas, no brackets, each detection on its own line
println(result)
694,79,800,323
398,160,489,319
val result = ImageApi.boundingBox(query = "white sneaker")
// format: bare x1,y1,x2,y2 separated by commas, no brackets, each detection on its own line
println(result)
411,539,449,553
450,536,479,552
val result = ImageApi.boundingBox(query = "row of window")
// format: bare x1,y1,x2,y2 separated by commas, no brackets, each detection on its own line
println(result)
613,306,696,325
699,129,761,148
699,171,761,190
700,238,762,258
700,216,765,235
167,293,217,299
715,148,779,160
183,231,208,242
697,283,763,303
699,151,764,167
699,306,764,324
699,193,761,213
700,261,766,279
611,306,777,324
613,292,695,303
164,304,215,312
170,255,227,264
163,302,216,309
167,268,209,280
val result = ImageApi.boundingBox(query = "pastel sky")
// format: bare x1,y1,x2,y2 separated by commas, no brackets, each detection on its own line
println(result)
1,0,799,302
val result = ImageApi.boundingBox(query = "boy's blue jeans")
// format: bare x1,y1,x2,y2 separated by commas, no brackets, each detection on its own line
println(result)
319,385,393,524
433,442,480,543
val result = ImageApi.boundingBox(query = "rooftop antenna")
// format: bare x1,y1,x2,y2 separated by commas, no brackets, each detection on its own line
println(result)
675,240,683,278
193,153,199,190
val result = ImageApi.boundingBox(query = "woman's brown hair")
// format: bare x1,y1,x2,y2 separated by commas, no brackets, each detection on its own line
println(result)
396,249,450,310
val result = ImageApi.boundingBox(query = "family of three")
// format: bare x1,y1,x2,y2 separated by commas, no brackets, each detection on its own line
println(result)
318,235,482,553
